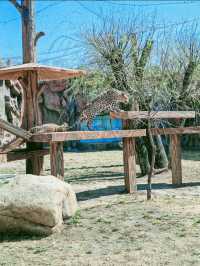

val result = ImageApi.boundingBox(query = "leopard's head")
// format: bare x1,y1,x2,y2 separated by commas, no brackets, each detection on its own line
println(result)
107,89,129,103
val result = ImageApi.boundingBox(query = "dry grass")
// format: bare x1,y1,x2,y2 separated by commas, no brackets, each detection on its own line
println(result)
0,150,200,266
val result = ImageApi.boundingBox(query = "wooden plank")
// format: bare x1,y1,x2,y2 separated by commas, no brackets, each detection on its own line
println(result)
122,120,137,193
150,126,200,136
30,129,147,143
50,142,64,180
0,137,25,153
0,148,49,163
30,133,52,142
170,135,182,185
29,126,200,143
110,111,196,120
0,118,32,140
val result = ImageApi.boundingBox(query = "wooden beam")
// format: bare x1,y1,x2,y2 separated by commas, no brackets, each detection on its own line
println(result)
150,126,200,135
170,135,182,185
30,126,200,143
30,129,147,143
0,138,25,153
0,148,49,163
0,119,32,140
110,111,196,120
50,142,64,180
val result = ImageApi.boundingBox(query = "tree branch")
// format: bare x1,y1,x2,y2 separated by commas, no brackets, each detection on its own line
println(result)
146,116,156,200
9,0,23,14
34,31,45,47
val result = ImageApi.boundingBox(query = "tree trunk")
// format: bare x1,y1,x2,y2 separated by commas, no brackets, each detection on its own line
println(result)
21,0,36,64
154,135,168,169
136,137,150,176
21,0,43,174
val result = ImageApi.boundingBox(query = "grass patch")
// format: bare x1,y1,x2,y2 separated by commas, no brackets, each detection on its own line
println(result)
96,217,112,224
67,210,81,225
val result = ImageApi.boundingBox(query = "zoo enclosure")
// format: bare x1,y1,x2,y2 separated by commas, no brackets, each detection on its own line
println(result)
1,111,197,194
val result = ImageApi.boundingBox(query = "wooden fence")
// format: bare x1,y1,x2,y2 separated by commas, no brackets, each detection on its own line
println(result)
0,111,199,194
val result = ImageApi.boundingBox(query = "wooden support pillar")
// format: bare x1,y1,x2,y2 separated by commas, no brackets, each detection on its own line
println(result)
25,71,43,175
170,134,182,185
50,142,64,181
122,120,137,193
26,149,43,175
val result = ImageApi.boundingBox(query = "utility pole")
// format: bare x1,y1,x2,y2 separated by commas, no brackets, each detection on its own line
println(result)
9,0,45,174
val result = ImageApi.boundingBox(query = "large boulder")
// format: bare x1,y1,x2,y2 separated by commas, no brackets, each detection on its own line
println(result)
0,174,78,235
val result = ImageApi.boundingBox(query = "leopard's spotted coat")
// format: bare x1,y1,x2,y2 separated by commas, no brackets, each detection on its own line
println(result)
79,89,129,129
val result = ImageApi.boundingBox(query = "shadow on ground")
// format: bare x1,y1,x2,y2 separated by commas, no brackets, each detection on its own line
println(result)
65,172,125,183
76,182,200,201
0,233,45,243
182,150,200,161
65,164,124,171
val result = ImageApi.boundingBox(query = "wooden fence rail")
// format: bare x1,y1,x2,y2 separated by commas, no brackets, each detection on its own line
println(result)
30,129,146,142
0,118,32,140
110,111,196,120
0,114,199,193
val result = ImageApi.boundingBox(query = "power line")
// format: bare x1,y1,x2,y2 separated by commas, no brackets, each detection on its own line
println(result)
1,0,199,25
0,17,18,25
47,35,85,52
1,45,81,61
38,51,82,63
76,1,104,20
146,16,200,32
36,1,63,15
2,15,200,61
0,1,63,25
1,1,200,62
108,0,200,7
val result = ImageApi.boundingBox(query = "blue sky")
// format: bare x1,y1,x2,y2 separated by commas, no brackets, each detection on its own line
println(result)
0,0,200,68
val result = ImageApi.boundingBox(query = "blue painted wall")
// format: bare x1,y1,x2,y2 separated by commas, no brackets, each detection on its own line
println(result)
80,115,122,143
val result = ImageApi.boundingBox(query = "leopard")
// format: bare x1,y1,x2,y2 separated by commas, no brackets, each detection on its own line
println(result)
29,122,69,134
78,89,129,130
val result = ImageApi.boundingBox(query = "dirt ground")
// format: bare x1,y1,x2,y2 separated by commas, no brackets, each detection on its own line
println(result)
0,150,200,266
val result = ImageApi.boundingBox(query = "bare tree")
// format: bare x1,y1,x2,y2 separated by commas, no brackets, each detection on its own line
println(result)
84,16,169,176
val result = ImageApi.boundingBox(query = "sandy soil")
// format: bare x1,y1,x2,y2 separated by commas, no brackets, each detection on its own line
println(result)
0,150,200,266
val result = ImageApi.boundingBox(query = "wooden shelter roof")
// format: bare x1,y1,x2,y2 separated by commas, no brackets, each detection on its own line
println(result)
0,63,86,81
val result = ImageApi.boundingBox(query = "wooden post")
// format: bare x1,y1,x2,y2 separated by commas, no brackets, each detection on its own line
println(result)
9,0,45,175
170,134,182,185
20,1,43,175
21,0,36,63
24,70,43,175
122,120,137,193
50,142,64,181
